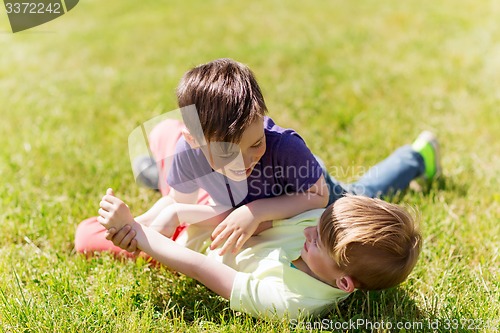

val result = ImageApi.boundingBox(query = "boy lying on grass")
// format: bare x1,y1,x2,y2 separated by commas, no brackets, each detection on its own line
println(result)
98,189,421,319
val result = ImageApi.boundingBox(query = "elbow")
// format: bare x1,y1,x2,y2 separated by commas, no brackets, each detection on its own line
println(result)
314,191,329,208
307,175,330,208
303,191,329,209
307,184,329,208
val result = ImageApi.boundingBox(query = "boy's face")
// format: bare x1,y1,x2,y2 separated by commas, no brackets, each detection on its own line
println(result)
301,225,345,287
203,117,266,181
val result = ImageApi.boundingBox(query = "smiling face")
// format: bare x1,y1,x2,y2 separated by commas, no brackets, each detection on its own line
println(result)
300,225,346,287
202,117,266,181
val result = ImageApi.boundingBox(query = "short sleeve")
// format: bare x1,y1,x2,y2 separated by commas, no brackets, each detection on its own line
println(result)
274,133,323,193
230,272,300,318
166,139,200,194
229,262,350,319
230,271,339,319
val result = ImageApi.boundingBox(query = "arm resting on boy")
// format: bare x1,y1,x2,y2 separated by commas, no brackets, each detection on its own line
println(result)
134,187,225,237
105,223,316,319
148,202,233,235
210,174,329,254
133,188,198,226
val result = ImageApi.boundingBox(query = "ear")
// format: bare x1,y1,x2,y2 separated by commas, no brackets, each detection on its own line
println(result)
181,128,204,149
336,276,356,293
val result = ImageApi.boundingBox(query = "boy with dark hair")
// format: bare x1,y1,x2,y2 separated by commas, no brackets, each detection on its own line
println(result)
77,58,330,255
76,58,440,259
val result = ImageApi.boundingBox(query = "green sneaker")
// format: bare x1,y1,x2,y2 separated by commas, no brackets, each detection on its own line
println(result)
412,131,442,180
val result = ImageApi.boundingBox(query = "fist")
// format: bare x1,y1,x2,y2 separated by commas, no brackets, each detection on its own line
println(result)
97,188,135,230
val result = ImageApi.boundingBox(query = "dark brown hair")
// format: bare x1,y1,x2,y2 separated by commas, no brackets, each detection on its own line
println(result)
177,58,267,143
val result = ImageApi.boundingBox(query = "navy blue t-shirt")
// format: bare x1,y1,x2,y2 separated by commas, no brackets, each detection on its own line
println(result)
167,117,323,208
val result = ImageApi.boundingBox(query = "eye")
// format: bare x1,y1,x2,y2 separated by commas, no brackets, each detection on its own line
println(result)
212,142,240,159
252,141,263,148
251,140,263,148
218,152,237,159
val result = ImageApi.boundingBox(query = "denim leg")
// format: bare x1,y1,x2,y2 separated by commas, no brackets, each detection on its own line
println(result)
315,145,424,205
347,145,425,198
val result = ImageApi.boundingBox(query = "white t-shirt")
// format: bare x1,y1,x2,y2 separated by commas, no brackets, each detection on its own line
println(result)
175,209,351,319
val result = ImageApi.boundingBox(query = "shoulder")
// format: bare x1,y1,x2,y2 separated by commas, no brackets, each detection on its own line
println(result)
169,136,211,183
173,136,192,153
263,116,301,136
264,116,308,149
262,117,318,170
172,137,205,164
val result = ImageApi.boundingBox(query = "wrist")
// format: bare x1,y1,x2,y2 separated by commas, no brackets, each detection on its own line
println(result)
240,203,263,225
130,220,141,231
129,220,142,229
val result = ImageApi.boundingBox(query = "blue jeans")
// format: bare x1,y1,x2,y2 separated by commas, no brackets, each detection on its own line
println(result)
316,145,425,206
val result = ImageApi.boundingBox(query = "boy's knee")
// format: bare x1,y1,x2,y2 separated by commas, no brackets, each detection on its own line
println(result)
74,217,107,254
149,119,184,145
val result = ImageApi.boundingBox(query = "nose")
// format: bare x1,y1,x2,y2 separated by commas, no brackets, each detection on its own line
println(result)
304,226,314,241
243,151,259,168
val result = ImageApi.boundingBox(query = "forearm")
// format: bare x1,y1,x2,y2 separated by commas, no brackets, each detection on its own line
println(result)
174,203,233,227
248,191,327,223
208,177,327,254
135,196,175,226
135,189,200,226
147,202,233,236
130,221,236,299
248,175,329,223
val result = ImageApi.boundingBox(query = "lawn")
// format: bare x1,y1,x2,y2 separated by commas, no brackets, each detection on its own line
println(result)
0,0,499,332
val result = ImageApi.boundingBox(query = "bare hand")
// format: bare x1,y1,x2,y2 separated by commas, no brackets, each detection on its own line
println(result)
98,188,135,230
210,205,259,255
105,226,139,254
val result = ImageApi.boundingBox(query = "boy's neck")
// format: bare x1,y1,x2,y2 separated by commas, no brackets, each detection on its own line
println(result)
292,257,312,275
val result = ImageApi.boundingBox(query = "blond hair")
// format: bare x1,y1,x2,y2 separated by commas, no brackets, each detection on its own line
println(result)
319,195,422,290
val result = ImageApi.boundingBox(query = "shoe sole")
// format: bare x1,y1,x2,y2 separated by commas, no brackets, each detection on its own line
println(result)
420,131,442,179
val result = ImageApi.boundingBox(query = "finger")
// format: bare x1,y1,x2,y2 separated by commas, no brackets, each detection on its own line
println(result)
111,225,131,246
98,208,110,218
210,232,227,250
210,225,231,248
119,228,136,249
233,234,249,254
99,200,114,212
126,239,138,253
211,223,225,240
97,216,107,226
218,233,239,256
102,194,119,204
107,188,114,196
104,228,117,240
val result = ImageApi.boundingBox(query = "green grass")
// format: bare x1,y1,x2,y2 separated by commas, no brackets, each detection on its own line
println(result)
1,0,499,332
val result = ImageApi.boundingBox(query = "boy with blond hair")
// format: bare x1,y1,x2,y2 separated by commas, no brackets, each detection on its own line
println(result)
98,192,422,318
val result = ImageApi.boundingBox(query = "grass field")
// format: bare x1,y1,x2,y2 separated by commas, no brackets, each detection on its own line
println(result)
1,0,499,332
